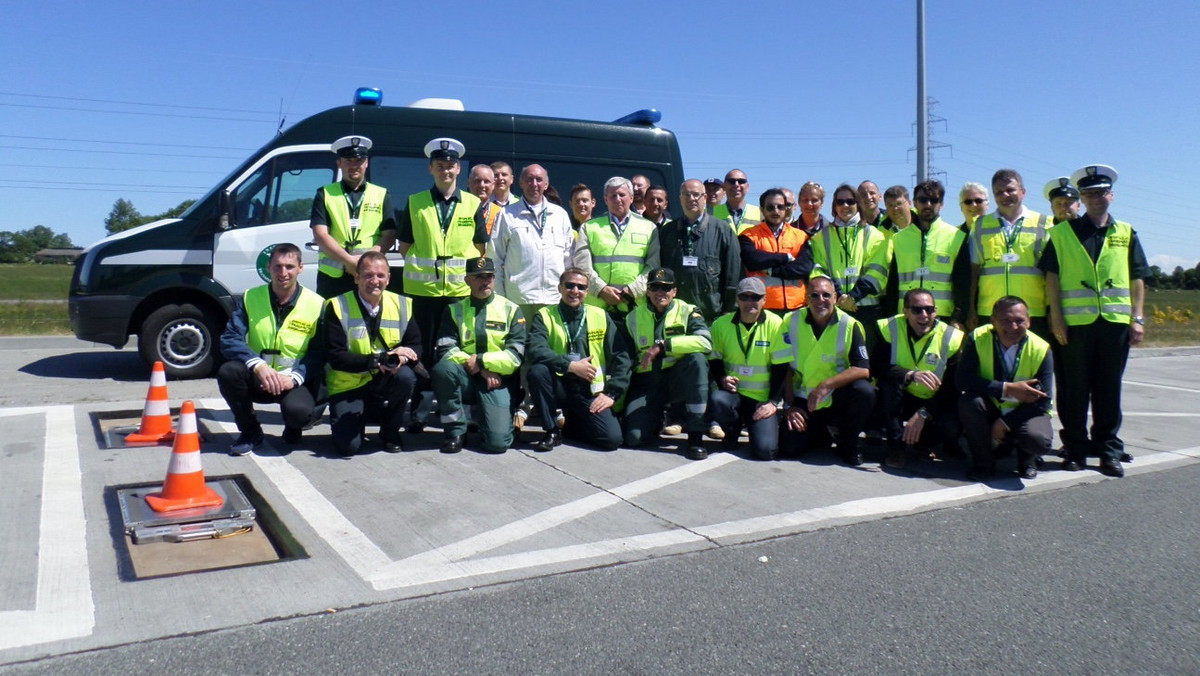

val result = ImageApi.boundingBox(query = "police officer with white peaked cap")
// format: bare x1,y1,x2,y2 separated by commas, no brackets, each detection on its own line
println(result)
310,134,396,298
1039,164,1149,477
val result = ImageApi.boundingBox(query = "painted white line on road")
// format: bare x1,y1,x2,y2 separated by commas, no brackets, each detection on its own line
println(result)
1124,380,1200,394
198,399,393,580
0,406,94,651
368,454,737,582
1123,412,1200,417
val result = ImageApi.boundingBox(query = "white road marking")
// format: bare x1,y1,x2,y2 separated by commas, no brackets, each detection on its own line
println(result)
198,399,393,580
1123,412,1200,417
1124,380,1200,394
0,406,94,651
367,454,737,584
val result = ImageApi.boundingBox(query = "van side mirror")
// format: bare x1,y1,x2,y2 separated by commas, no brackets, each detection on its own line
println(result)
218,190,234,231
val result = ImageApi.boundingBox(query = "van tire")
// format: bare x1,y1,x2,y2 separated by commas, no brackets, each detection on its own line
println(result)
139,303,219,379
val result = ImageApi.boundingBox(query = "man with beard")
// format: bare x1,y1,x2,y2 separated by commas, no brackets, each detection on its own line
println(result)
885,179,970,328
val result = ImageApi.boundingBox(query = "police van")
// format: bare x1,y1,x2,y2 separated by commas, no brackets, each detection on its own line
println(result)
69,89,685,378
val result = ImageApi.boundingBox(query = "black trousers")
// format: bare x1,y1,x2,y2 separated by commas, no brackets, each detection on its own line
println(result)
958,392,1052,472
780,378,876,457
526,363,622,451
329,366,417,455
216,360,318,437
1057,319,1130,461
878,377,959,448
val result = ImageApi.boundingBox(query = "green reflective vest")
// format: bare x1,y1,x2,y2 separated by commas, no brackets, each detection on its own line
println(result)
877,315,963,400
712,203,763,234
626,299,712,374
318,182,388,278
325,291,411,395
810,223,891,306
538,304,609,395
440,294,523,375
772,309,859,410
970,211,1051,317
709,311,783,402
971,325,1050,413
582,214,656,312
773,308,861,410
403,189,482,298
244,285,323,371
892,218,966,315
1049,220,1133,325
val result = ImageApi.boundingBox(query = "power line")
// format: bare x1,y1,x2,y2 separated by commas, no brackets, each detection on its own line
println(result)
0,90,277,115
0,102,275,124
0,134,253,152
0,144,242,160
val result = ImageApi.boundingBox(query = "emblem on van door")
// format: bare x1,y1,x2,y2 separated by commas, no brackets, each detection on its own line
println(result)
256,244,277,283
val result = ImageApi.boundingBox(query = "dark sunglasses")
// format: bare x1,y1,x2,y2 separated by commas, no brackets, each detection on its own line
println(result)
764,204,788,212
563,282,589,291
907,305,936,315
961,198,986,206
737,293,765,301
725,178,748,185
835,198,858,207
648,283,675,292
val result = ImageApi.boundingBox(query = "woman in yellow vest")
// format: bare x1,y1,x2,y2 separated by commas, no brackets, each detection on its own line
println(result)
957,296,1053,481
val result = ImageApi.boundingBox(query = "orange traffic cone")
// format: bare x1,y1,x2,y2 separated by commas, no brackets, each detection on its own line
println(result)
145,401,223,513
125,361,176,444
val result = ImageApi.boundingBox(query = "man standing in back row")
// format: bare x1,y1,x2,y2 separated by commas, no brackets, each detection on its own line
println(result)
310,135,396,299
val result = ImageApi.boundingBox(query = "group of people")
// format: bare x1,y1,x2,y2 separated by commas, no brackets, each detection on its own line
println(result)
217,132,1148,482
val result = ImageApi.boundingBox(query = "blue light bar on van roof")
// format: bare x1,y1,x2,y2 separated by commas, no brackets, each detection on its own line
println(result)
354,88,383,106
612,109,661,126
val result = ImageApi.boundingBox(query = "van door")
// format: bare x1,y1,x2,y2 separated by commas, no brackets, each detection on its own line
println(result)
213,145,335,294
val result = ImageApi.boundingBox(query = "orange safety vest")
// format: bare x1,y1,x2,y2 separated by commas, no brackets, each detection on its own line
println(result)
740,221,809,311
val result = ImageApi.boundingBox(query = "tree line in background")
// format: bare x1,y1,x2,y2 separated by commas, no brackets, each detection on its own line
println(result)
1146,265,1200,291
0,198,196,263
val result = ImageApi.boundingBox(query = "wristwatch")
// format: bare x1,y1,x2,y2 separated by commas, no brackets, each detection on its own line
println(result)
1132,316,1145,326
916,407,931,421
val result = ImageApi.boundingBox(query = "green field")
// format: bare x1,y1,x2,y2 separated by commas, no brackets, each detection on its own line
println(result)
0,264,1197,344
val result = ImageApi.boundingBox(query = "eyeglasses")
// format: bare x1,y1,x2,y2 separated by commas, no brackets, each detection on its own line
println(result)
764,204,788,212
835,198,858,207
915,196,940,205
737,293,765,301
907,305,936,315
783,202,794,209
648,283,674,292
725,178,748,185
961,198,986,206
682,191,705,200
562,282,589,291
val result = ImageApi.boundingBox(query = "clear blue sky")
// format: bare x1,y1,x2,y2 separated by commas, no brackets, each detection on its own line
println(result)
3,1,1198,270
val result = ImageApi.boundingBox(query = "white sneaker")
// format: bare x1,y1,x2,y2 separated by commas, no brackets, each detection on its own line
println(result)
706,423,725,440
514,408,529,431
662,423,683,436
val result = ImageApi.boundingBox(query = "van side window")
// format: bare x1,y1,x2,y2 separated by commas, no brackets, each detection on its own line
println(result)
232,152,336,227
368,156,442,202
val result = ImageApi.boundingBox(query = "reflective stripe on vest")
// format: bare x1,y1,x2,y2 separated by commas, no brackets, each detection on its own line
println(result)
878,315,962,400
1049,220,1133,325
318,183,387,278
626,300,710,374
783,309,857,410
244,285,323,371
402,189,482,297
891,219,966,316
325,291,410,395
442,295,524,375
582,214,655,312
740,222,809,311
709,311,783,402
812,224,889,307
971,212,1050,316
972,324,1051,413
538,304,608,394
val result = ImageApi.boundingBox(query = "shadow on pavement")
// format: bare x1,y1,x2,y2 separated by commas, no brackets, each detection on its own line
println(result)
20,350,150,382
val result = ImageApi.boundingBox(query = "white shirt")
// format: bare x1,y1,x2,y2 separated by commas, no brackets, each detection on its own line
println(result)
488,199,575,305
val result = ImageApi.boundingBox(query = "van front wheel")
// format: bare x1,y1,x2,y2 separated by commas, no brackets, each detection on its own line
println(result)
139,303,219,379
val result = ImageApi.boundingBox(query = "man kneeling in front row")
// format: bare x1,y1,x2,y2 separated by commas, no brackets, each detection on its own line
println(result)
322,251,421,457
957,295,1053,481
525,268,631,452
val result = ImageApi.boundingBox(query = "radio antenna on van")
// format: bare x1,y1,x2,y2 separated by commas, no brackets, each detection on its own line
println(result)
276,98,286,136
